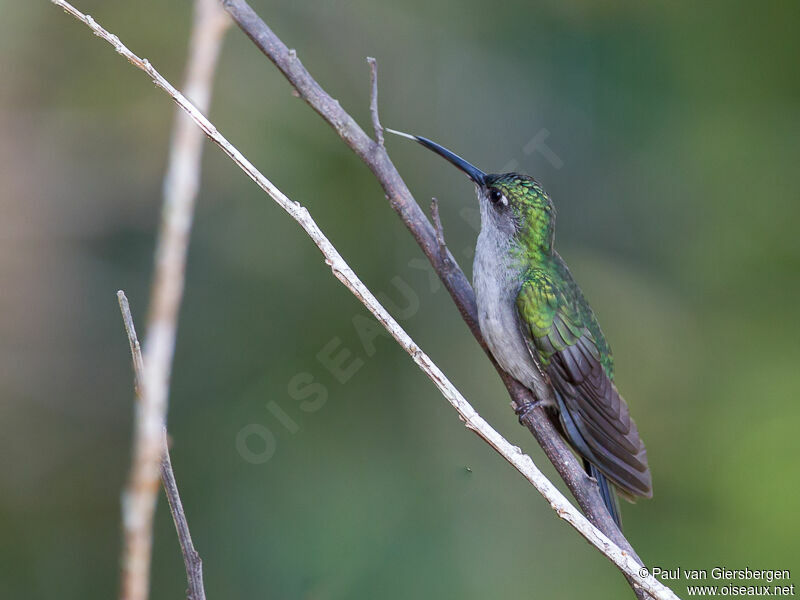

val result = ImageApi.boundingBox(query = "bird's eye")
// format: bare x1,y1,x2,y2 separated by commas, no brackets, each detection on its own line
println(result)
488,188,506,206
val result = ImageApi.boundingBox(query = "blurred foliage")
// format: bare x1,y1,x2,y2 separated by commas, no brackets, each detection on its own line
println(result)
0,0,798,598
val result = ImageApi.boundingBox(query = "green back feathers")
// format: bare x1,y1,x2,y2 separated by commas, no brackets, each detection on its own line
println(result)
516,261,615,379
489,173,615,378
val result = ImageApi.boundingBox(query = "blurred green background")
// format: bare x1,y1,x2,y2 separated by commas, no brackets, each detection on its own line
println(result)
1,0,798,598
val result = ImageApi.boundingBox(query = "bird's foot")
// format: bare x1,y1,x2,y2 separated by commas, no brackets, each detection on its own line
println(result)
514,398,545,424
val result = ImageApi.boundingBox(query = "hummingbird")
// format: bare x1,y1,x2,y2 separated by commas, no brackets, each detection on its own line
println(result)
388,129,652,527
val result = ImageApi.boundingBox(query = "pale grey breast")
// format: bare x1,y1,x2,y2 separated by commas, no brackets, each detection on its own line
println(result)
473,224,553,404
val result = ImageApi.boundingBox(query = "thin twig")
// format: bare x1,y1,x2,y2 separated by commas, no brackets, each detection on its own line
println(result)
430,197,458,288
117,286,162,600
367,57,383,145
161,430,206,600
118,291,145,395
117,291,207,600
218,2,654,598
429,197,448,264
49,5,677,598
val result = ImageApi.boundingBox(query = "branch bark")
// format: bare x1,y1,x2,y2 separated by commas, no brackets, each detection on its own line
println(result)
50,2,678,598
218,1,656,597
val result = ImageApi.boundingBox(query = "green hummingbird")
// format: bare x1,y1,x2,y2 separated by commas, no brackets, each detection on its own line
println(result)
388,129,652,527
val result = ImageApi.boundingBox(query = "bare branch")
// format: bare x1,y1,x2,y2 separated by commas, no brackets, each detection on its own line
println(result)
367,57,384,145
117,292,207,600
161,430,206,600
51,3,677,598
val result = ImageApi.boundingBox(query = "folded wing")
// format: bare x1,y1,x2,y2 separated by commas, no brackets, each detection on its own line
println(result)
516,267,652,499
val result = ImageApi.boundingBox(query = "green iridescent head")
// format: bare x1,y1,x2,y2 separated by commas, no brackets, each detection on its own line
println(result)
388,129,556,260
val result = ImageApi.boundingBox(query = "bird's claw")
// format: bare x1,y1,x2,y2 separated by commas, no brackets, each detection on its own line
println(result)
515,398,544,424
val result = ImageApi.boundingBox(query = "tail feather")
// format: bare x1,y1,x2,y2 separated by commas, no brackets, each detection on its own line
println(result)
587,461,622,530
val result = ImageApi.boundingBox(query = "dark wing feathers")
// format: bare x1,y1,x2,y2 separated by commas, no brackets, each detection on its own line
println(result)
516,267,652,499
551,334,652,498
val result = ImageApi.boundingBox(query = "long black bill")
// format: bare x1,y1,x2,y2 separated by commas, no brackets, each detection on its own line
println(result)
386,128,486,185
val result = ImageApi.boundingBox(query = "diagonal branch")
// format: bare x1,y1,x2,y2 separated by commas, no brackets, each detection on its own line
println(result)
50,3,678,598
218,1,655,597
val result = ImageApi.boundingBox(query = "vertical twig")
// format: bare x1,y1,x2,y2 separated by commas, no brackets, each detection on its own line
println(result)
429,198,448,263
367,57,384,146
119,291,146,394
144,0,230,461
114,1,230,599
117,290,160,600
430,197,459,287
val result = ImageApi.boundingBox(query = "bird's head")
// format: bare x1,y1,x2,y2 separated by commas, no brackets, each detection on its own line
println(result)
388,129,556,260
